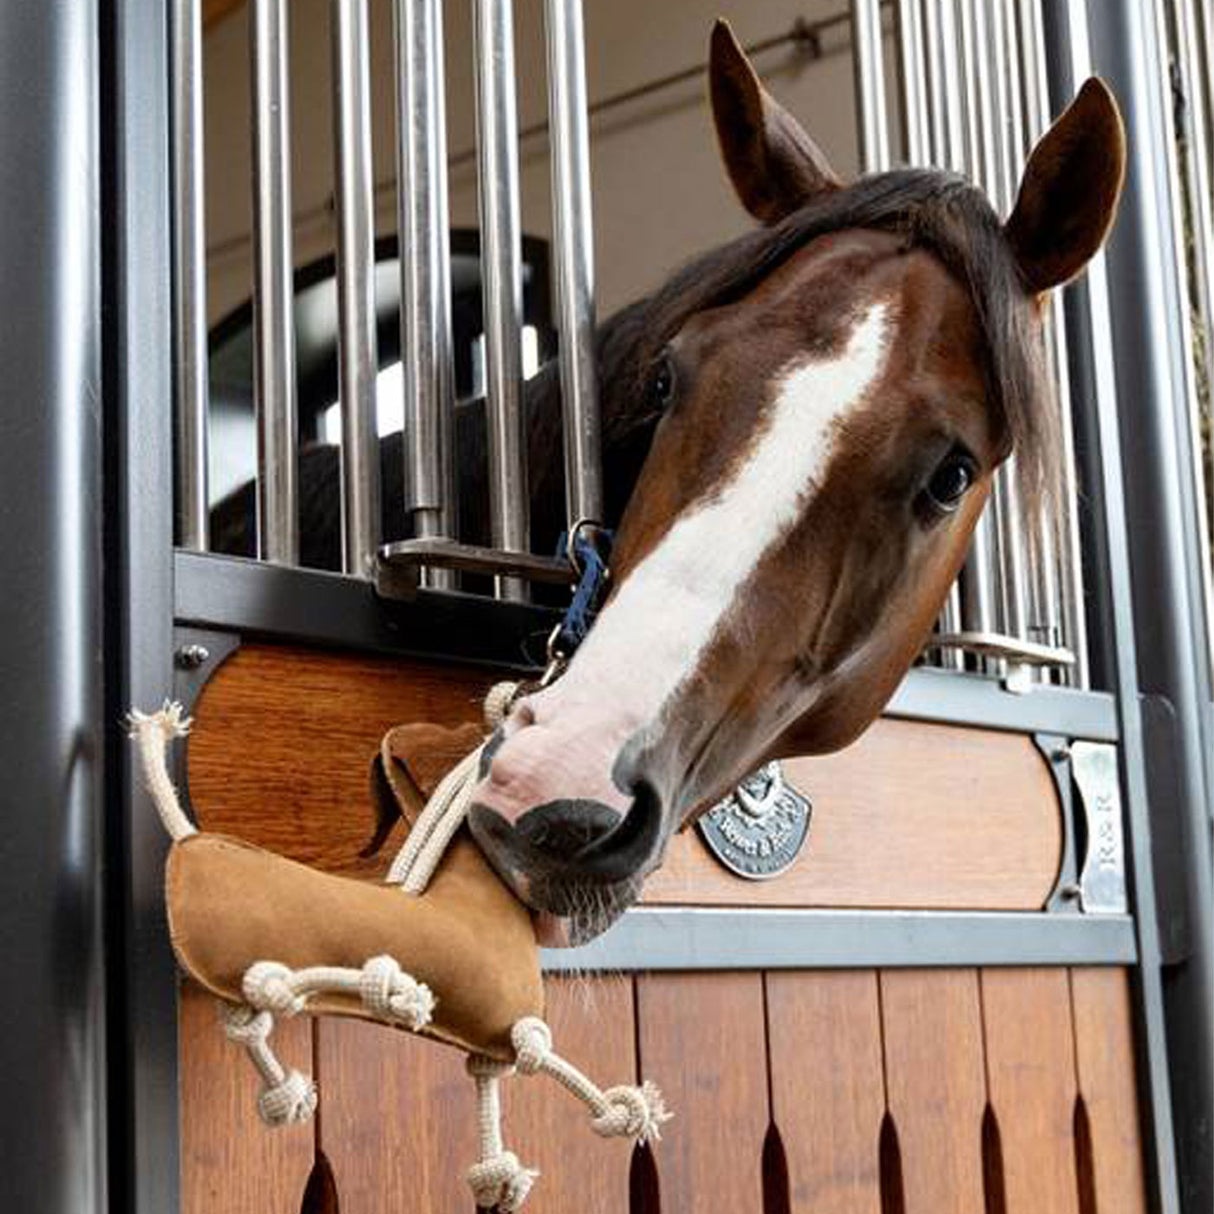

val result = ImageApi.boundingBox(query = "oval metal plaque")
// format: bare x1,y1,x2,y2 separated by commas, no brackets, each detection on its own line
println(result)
696,761,811,880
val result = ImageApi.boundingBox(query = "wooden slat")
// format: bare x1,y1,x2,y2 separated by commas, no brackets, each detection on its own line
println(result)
766,971,884,1214
179,980,315,1214
1070,968,1149,1214
879,969,987,1212
646,718,1062,910
187,644,498,878
315,1018,476,1214
636,973,768,1212
981,968,1080,1214
188,645,1062,910
503,976,636,1212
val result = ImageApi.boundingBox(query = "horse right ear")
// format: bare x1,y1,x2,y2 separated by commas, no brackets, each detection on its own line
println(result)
709,19,841,224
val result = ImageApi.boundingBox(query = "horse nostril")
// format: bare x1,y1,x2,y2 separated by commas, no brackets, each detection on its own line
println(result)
513,799,623,860
577,777,664,881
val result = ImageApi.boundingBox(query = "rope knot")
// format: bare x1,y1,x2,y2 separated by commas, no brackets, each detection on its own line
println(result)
358,955,435,1029
591,1082,671,1144
257,1069,317,1127
243,961,306,1016
466,1151,538,1212
483,681,521,730
466,1053,514,1080
221,1004,273,1047
509,1016,553,1075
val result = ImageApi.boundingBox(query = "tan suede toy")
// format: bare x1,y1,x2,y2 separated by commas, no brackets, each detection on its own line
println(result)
128,691,667,1213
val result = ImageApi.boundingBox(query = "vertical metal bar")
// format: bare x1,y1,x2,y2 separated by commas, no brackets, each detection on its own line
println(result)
1060,0,1211,1205
1173,0,1214,681
895,0,929,164
1019,0,1088,685
852,0,891,171
169,0,210,549
249,0,299,564
977,0,1032,685
0,4,108,1210
923,0,966,172
331,0,380,576
906,1,963,667
545,0,604,528
473,0,529,598
953,0,1000,644
396,0,456,557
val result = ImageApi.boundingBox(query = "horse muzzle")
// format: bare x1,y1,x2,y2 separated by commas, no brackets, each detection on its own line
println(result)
466,720,666,946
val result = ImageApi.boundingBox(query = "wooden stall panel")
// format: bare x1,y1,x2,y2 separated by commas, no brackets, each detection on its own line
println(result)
766,971,884,1214
645,718,1062,910
879,969,987,1213
187,645,1062,910
315,1019,476,1214
179,981,315,1214
188,644,498,877
1070,968,1149,1214
503,976,636,1212
636,973,769,1213
981,968,1079,1214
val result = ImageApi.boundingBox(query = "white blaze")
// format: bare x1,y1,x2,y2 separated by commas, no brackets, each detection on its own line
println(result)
553,303,891,730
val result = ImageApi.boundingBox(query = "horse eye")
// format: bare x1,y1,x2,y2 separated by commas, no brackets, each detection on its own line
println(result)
923,452,976,514
652,355,676,406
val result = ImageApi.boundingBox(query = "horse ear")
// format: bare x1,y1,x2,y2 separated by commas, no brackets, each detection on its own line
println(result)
709,19,841,224
1004,77,1126,293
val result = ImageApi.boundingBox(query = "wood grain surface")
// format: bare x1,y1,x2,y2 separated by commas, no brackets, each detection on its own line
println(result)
179,981,315,1214
503,976,637,1213
187,644,496,879
187,644,1062,909
879,968,987,1212
314,1017,476,1214
647,717,1062,909
636,973,769,1213
766,971,885,1214
981,967,1080,1214
1070,967,1149,1214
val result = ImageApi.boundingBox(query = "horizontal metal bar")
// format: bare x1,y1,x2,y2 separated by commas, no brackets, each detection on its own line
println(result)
174,550,556,669
933,630,1075,667
542,907,1138,971
376,538,571,600
175,553,1119,739
887,667,1117,740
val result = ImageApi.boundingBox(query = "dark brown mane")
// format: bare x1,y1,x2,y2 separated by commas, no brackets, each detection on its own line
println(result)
596,168,1056,517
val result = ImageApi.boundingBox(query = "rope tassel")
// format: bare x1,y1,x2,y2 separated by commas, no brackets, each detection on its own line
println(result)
462,1016,670,1211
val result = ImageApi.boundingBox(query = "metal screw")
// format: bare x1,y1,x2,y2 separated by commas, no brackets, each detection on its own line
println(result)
1060,882,1082,901
1051,745,1071,765
175,644,210,670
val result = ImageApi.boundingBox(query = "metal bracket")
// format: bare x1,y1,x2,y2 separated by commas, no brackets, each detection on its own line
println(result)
375,538,573,601
1070,741,1129,916
1037,734,1083,914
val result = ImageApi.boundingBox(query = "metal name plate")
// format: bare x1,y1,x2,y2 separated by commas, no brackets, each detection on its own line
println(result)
1071,741,1128,915
697,761,811,880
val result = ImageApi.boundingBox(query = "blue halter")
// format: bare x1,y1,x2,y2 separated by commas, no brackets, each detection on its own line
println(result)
548,523,613,666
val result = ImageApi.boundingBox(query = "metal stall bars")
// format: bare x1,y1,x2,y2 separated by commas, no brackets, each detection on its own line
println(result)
880,1,1084,685
332,0,382,576
396,0,458,590
474,0,530,600
170,0,210,551
377,0,604,600
249,0,299,563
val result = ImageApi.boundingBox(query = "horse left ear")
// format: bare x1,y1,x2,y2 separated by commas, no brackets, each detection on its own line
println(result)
709,19,841,224
1004,77,1126,293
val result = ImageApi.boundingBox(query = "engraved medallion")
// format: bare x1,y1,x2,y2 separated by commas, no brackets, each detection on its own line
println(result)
696,761,811,879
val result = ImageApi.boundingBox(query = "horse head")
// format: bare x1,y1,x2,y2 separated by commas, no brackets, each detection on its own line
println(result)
468,22,1126,945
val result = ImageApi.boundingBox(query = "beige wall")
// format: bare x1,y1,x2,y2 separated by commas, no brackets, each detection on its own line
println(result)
203,0,869,325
